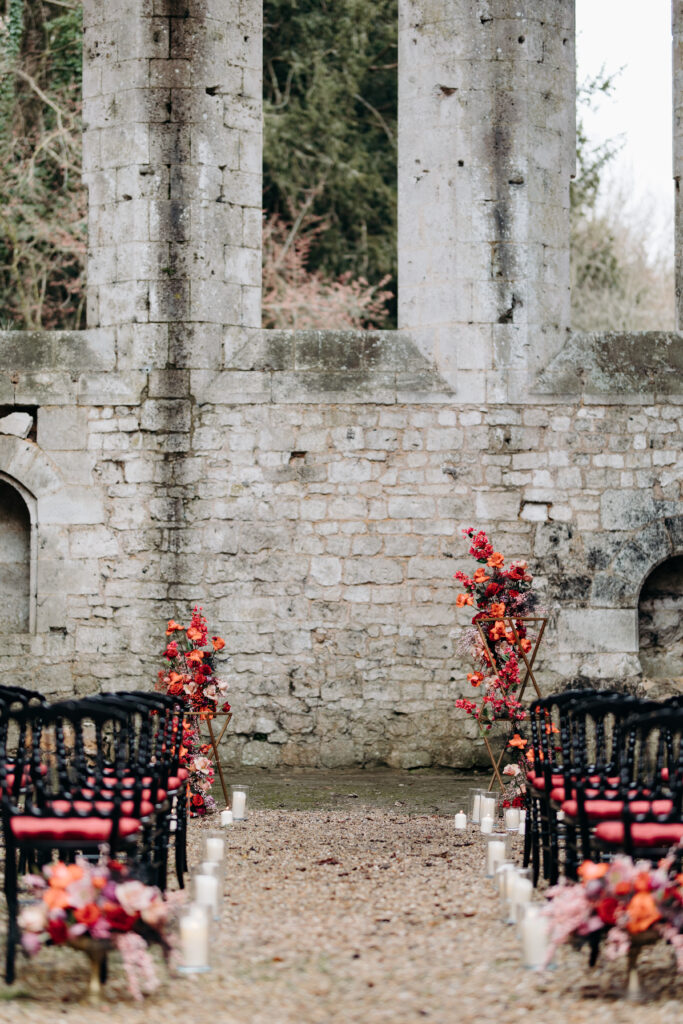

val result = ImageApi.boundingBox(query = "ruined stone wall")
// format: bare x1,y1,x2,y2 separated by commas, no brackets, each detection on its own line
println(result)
0,1,680,770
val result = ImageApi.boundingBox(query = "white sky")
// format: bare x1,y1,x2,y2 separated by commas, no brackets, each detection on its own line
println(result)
575,0,674,259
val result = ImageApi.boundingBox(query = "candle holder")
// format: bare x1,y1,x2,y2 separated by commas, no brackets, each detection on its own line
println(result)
505,867,533,924
192,864,221,921
230,784,249,820
468,787,487,824
504,806,521,832
203,831,226,866
485,831,510,878
177,902,212,974
495,861,516,901
519,903,551,969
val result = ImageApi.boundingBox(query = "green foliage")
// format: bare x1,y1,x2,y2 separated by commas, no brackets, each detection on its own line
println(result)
263,0,397,323
0,0,86,329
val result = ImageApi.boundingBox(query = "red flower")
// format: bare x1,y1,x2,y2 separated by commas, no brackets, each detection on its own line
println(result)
596,897,619,926
102,902,138,932
192,793,204,807
163,641,178,660
47,918,68,944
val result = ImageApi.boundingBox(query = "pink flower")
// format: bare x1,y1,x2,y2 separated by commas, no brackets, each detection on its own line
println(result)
20,931,43,956
18,902,48,933
115,881,159,916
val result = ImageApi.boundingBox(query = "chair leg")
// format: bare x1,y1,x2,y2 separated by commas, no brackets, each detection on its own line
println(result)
4,839,19,985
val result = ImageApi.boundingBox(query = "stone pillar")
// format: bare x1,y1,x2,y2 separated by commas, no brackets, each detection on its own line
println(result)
82,0,262,365
398,0,575,397
674,1,683,327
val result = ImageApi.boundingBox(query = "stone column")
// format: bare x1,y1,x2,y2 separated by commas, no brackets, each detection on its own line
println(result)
398,0,575,398
674,1,683,327
82,0,262,366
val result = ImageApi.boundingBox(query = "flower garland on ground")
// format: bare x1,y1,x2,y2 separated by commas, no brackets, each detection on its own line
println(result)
454,528,540,729
544,853,683,970
19,858,180,1000
157,606,231,817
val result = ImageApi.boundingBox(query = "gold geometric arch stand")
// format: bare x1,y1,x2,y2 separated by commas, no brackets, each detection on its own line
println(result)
473,616,547,792
183,710,233,808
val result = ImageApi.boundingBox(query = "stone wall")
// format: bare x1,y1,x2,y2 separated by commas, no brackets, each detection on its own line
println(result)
0,1,681,770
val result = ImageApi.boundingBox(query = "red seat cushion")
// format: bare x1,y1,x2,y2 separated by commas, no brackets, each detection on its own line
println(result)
177,767,189,781
531,774,565,792
10,816,142,842
595,821,683,848
82,786,167,803
562,798,673,820
48,799,155,817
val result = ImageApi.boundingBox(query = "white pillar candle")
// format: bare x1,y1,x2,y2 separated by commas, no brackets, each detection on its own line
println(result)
486,839,506,877
179,905,210,971
518,818,526,837
481,796,497,820
454,811,467,830
496,863,515,898
480,815,494,835
194,873,219,916
471,794,481,823
505,807,521,830
510,875,533,915
220,809,234,826
205,836,225,862
520,809,527,823
520,906,549,969
232,789,247,819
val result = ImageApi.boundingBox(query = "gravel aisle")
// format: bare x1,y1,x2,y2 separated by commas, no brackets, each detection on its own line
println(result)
1,810,681,1023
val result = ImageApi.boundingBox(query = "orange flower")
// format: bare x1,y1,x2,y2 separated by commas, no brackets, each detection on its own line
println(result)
487,552,504,569
168,671,184,684
186,650,204,664
49,863,83,889
519,637,532,653
456,593,474,607
74,903,101,927
489,602,506,619
212,636,226,651
473,568,490,584
508,734,527,749
544,723,559,735
467,672,484,687
43,887,71,911
186,626,204,643
633,872,652,893
165,620,185,635
614,881,633,896
490,621,507,642
626,892,661,934
577,861,609,882
505,630,516,643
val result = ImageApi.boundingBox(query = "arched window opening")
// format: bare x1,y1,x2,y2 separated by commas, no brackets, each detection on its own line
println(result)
638,556,683,686
0,479,31,633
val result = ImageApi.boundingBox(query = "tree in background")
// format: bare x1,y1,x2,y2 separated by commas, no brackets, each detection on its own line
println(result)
0,4,675,333
570,71,674,332
0,0,85,329
263,0,397,327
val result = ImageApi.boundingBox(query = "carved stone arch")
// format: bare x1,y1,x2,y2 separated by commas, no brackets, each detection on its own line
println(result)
590,516,683,609
0,436,65,636
0,471,36,630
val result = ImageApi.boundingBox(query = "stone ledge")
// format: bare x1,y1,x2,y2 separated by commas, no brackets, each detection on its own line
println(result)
534,331,683,397
0,329,116,372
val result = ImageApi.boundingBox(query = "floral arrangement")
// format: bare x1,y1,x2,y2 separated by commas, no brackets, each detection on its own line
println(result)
18,858,180,999
544,855,683,970
454,528,540,728
157,605,231,816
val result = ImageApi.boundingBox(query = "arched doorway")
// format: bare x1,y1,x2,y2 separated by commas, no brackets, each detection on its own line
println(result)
638,555,683,690
0,479,32,633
